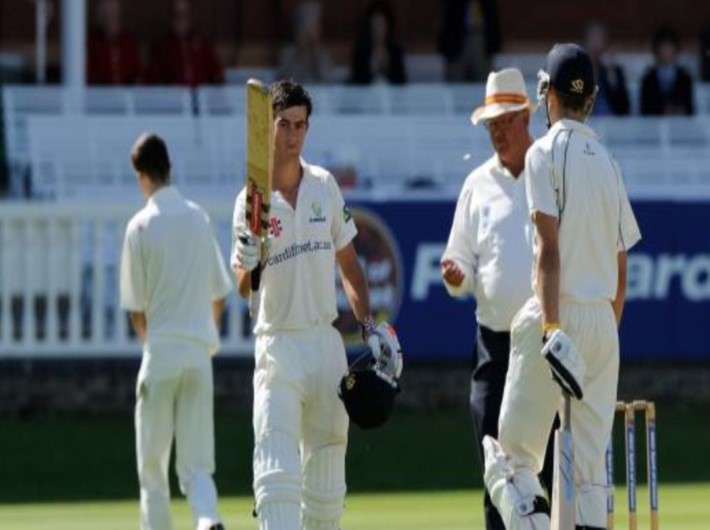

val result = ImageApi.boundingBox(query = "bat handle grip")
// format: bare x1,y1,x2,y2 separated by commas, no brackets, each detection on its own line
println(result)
251,264,262,291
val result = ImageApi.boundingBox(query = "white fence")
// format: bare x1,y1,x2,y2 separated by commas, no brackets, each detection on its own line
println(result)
0,200,251,358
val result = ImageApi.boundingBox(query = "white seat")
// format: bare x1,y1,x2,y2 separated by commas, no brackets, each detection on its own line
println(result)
330,85,389,114
197,85,245,115
404,54,446,82
389,84,451,115
130,86,193,114
84,87,130,114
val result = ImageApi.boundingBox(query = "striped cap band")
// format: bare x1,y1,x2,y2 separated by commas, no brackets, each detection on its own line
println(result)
484,93,529,105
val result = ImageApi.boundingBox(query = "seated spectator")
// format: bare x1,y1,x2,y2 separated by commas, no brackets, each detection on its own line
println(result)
640,25,694,115
87,0,142,85
584,21,630,116
437,0,501,82
276,1,334,83
146,0,224,86
700,25,710,81
348,1,406,85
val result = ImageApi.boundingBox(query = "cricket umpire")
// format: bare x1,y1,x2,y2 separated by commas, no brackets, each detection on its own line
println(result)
441,68,555,530
483,44,641,530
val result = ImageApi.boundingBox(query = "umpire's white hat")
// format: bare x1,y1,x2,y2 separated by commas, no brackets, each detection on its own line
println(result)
470,68,537,125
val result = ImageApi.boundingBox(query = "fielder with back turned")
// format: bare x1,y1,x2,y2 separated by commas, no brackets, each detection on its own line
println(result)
482,44,641,530
231,79,402,530
120,133,232,530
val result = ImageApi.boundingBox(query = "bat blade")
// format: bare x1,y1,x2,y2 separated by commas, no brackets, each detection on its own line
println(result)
245,78,273,292
551,394,575,530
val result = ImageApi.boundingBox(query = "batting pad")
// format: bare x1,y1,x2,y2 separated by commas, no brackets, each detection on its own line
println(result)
258,503,301,530
253,430,302,511
301,444,346,530
484,452,549,530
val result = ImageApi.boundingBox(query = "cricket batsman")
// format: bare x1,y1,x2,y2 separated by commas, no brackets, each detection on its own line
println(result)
482,43,641,530
231,79,402,530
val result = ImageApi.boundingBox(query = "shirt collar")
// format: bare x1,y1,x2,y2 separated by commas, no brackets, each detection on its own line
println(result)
492,154,520,181
549,118,598,139
147,185,180,207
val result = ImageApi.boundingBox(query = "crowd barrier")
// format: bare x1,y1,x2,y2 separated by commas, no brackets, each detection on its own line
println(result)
1,197,707,360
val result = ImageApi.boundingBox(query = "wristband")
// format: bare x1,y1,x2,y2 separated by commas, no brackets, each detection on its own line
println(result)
361,315,376,338
542,322,560,334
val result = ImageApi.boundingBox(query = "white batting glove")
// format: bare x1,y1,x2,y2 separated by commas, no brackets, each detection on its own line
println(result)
362,317,403,380
361,314,381,357
235,229,259,272
541,328,585,400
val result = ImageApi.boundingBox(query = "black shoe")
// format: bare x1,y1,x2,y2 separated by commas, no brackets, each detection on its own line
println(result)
207,525,224,530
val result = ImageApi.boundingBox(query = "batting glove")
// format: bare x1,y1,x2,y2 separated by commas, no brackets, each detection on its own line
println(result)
541,329,585,400
235,229,259,272
361,314,381,357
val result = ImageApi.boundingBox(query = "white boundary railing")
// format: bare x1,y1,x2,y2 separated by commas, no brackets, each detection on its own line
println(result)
0,200,252,358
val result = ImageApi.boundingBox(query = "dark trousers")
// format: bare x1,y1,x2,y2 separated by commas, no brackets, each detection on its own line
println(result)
469,325,557,530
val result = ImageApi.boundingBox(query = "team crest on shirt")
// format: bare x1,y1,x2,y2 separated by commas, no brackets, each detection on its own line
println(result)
309,201,326,223
343,205,352,223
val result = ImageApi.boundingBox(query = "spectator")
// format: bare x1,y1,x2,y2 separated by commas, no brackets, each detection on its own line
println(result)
348,1,406,85
640,25,694,115
146,0,224,86
584,20,630,116
87,0,142,85
437,0,501,82
276,1,334,83
699,25,710,81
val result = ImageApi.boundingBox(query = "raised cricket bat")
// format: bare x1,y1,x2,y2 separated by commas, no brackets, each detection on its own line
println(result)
551,393,575,530
245,78,273,292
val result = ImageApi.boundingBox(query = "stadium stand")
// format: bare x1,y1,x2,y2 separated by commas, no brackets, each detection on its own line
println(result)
4,84,710,201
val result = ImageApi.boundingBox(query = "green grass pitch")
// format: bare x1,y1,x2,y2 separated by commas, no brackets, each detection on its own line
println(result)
1,485,709,529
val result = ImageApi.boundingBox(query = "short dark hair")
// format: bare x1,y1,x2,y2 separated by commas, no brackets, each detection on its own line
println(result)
270,79,313,118
555,90,590,113
130,133,171,183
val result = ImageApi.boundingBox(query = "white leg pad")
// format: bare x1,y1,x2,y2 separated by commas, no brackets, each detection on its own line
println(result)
577,482,608,528
301,444,346,530
258,502,301,530
483,436,550,530
253,430,302,516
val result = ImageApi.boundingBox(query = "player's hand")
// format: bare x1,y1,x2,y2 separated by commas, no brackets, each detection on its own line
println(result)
361,315,381,358
440,259,465,287
236,229,259,272
362,318,403,380
541,328,585,400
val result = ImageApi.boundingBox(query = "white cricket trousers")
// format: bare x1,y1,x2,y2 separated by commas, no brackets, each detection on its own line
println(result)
499,296,619,529
253,325,349,530
135,341,222,530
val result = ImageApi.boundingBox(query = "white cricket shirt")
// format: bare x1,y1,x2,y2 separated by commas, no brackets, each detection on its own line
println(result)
120,186,233,354
525,119,641,302
231,161,357,334
442,155,534,332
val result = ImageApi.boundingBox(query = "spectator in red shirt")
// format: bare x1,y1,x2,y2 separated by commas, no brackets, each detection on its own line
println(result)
87,0,142,85
146,0,224,86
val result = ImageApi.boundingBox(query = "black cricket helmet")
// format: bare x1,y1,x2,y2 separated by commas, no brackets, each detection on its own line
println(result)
338,324,402,429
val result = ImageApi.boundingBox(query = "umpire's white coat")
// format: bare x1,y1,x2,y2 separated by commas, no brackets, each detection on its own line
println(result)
498,119,641,528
